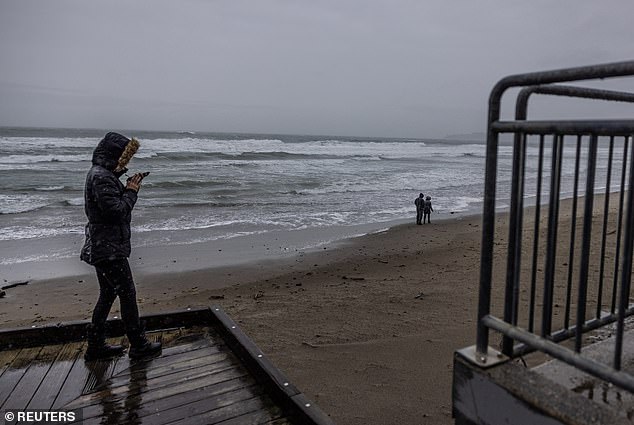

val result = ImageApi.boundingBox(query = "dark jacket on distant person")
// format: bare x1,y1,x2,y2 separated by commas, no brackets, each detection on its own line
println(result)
414,193,424,225
80,132,140,265
415,194,424,211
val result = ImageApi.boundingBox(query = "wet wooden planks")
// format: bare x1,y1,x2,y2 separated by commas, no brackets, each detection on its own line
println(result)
0,327,291,424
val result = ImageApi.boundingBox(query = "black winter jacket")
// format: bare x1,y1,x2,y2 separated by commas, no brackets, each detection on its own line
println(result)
80,133,138,265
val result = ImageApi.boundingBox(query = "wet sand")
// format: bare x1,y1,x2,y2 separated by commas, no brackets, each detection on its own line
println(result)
1,195,620,424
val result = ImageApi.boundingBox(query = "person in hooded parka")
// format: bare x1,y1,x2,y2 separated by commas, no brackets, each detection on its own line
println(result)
423,196,434,224
80,132,162,361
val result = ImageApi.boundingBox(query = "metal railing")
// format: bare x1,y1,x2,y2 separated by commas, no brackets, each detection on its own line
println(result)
475,60,634,392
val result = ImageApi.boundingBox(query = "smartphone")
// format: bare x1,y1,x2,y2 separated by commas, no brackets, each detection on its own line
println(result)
126,171,150,181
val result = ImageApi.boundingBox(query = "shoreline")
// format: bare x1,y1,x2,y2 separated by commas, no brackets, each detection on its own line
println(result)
3,214,455,284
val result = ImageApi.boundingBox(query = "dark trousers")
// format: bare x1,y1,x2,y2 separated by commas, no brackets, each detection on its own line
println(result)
423,211,431,223
92,259,141,335
416,209,423,224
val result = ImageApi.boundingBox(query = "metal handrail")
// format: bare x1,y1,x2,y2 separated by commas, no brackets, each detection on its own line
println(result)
479,60,634,358
516,85,634,120
504,85,634,357
492,119,634,135
475,60,634,393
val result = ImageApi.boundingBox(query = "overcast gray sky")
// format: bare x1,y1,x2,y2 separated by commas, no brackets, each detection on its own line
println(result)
1,1,633,138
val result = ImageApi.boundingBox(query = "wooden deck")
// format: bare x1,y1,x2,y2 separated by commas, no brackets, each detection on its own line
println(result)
0,307,333,425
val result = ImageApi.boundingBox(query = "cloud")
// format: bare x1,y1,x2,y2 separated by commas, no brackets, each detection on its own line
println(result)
1,0,633,137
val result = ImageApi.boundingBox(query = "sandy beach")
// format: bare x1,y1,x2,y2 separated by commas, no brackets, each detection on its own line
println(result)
1,193,623,424
2,211,483,424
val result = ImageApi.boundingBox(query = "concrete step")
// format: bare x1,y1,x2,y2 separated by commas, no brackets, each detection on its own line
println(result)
532,327,634,421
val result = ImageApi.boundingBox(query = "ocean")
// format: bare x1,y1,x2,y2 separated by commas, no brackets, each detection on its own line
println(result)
0,127,622,278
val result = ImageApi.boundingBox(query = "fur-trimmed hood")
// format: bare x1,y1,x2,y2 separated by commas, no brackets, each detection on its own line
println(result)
91,132,140,173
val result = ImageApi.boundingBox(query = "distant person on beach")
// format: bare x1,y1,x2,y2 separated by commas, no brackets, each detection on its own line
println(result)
414,193,425,225
80,132,161,361
423,196,434,224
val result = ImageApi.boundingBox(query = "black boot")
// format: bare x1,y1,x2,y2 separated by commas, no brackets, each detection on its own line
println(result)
128,327,162,360
84,324,125,361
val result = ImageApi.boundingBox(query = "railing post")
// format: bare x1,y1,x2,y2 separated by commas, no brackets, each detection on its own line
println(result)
596,137,615,318
611,136,630,314
564,135,583,330
475,82,505,360
615,133,634,370
529,135,545,333
475,133,498,359
541,134,563,338
502,132,526,355
575,135,598,352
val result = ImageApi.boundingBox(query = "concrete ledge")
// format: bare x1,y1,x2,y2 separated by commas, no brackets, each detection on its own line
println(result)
532,328,634,419
453,351,630,425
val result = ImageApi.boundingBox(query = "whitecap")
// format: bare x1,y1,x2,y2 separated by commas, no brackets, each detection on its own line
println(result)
0,195,51,215
35,186,65,191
